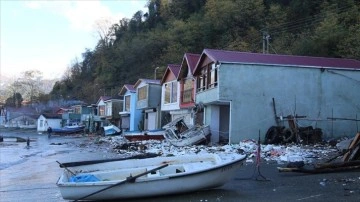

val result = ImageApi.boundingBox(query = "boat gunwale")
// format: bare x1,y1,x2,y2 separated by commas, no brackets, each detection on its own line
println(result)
56,154,247,187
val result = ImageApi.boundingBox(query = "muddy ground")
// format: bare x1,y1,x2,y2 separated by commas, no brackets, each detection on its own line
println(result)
0,129,359,202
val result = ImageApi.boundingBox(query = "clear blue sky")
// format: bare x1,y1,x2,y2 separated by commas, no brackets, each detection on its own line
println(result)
1,0,147,80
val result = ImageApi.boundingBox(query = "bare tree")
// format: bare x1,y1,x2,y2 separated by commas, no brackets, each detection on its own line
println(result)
93,17,116,48
18,70,43,104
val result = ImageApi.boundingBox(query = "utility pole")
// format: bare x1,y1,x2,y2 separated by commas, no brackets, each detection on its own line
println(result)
266,34,270,54
154,67,159,80
263,34,266,54
262,31,270,54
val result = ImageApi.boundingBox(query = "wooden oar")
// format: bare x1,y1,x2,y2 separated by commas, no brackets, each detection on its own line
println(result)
56,161,76,176
74,164,169,201
59,153,159,168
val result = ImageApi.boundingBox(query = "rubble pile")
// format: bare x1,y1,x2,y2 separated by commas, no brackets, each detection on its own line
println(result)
99,136,340,165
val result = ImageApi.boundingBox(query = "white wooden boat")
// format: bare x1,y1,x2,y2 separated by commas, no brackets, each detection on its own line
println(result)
123,129,165,141
56,153,246,201
103,125,121,136
162,117,210,146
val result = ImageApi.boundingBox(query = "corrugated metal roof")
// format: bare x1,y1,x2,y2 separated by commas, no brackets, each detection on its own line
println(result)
196,49,360,71
168,64,181,78
184,53,201,74
133,78,160,88
160,64,181,84
119,84,136,95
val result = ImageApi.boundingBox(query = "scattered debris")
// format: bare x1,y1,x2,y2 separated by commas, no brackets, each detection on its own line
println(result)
278,133,360,174
264,125,323,145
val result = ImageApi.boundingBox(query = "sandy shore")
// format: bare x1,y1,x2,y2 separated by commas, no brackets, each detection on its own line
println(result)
1,129,359,202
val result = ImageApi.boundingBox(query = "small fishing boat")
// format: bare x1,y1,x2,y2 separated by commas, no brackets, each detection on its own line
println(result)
162,117,211,147
123,129,165,141
102,125,121,136
52,123,85,134
56,153,246,201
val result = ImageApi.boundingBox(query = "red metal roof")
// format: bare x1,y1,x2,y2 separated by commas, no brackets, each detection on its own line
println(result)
194,49,360,74
168,64,181,78
184,53,201,74
160,64,181,84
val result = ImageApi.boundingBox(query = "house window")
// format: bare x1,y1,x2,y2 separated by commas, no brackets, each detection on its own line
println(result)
99,106,105,116
74,107,81,114
197,68,207,92
182,79,193,103
209,63,218,88
164,81,177,104
196,62,218,92
124,95,131,112
138,86,147,101
106,103,112,116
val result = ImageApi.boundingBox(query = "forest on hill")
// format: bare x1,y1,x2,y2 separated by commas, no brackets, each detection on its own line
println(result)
50,0,360,104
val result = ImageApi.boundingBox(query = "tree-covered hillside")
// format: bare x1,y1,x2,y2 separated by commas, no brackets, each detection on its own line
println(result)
50,0,360,104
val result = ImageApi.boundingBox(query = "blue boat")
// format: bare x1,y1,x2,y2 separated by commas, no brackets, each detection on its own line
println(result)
52,124,85,134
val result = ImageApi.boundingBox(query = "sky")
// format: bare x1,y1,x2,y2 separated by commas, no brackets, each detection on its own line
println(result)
0,0,148,80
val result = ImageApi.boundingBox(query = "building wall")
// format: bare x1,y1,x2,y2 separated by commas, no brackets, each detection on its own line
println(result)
171,109,193,126
37,115,62,132
121,91,143,131
197,63,360,143
148,84,162,108
222,63,360,142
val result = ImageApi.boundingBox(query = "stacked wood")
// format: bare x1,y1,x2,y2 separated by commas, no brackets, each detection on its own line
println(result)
342,133,360,162
277,133,360,174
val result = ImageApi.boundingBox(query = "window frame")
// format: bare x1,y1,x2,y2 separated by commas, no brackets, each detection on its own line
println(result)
164,81,178,104
196,62,218,92
137,86,147,101
182,78,194,103
124,95,131,112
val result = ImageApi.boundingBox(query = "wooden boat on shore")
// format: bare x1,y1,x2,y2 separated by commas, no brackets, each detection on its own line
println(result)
103,125,121,136
56,153,246,201
162,117,211,147
123,129,165,141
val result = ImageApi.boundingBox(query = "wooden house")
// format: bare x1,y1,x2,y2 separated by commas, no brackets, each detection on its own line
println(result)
134,79,162,130
193,49,360,144
37,113,62,132
119,84,142,132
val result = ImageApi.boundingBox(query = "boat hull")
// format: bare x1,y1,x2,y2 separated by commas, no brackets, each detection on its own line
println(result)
52,126,84,134
103,125,121,136
165,125,210,147
124,130,165,141
57,154,246,200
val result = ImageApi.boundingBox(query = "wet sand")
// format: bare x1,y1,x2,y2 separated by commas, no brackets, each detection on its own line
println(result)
1,129,359,202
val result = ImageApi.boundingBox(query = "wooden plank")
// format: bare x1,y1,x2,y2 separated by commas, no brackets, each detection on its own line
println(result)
343,133,360,162
277,165,360,174
348,144,360,161
315,160,360,169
